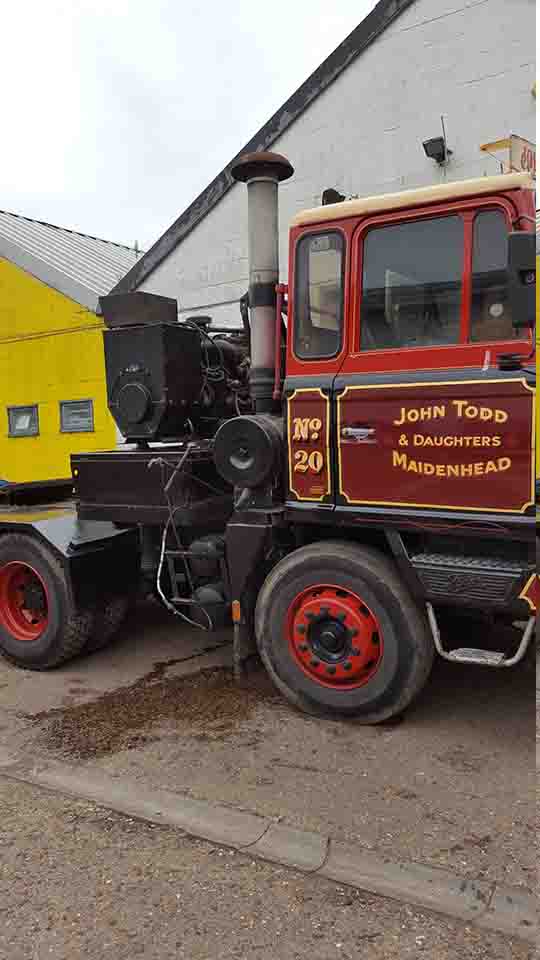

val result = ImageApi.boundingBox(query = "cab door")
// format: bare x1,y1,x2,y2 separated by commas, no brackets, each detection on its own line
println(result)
335,202,535,518
284,225,350,509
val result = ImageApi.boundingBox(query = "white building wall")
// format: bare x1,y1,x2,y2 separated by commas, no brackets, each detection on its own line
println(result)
140,0,536,327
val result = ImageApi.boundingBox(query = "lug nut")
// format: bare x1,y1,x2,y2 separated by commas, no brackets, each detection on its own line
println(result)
326,666,336,675
343,661,352,671
350,628,358,637
305,612,315,620
351,648,360,656
336,612,346,622
296,624,306,634
310,658,320,668
299,643,308,652
320,606,330,616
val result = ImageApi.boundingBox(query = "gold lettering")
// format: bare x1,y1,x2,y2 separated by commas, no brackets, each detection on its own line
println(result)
391,450,510,477
464,404,479,419
309,418,322,441
452,399,468,418
495,410,508,424
394,407,407,426
491,436,502,447
294,450,309,472
308,451,324,474
293,418,310,441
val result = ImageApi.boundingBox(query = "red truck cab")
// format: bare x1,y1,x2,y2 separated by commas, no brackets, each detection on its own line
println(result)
285,173,535,522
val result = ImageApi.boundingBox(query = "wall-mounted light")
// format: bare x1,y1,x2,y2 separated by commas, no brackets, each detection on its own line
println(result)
322,188,346,205
422,136,453,165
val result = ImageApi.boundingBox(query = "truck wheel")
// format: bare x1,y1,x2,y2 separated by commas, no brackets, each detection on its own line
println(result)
255,541,434,723
0,534,94,669
85,594,131,654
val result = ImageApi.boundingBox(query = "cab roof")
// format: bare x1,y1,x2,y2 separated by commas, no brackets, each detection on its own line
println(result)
291,172,534,228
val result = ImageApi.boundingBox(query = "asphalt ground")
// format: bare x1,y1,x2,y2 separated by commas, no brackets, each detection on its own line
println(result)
0,600,535,954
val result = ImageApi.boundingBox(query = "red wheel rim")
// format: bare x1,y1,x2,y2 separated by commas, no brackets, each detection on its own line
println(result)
0,562,49,641
287,584,383,689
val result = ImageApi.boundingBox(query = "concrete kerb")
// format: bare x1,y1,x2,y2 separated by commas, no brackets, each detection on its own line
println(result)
0,755,535,945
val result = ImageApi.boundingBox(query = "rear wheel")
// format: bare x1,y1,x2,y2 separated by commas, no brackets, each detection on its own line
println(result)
85,594,131,654
255,541,434,723
0,534,93,669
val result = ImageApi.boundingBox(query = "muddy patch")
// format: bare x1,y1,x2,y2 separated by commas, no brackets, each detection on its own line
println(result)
22,660,280,761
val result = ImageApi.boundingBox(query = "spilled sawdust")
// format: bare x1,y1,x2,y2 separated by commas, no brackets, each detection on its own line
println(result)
22,661,280,761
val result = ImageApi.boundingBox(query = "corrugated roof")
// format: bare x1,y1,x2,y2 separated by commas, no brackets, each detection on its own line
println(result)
0,210,140,312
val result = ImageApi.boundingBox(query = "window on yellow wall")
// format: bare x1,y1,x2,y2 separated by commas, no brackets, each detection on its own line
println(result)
8,405,39,437
60,400,94,433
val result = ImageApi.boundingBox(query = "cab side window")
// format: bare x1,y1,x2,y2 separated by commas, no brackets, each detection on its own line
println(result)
294,232,344,359
470,210,513,342
361,216,463,351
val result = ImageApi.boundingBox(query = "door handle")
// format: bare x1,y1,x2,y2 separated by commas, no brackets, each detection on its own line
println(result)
341,426,377,444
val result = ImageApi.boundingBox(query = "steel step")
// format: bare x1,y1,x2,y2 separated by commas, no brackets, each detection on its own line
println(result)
411,552,525,572
410,553,529,606
444,648,506,666
426,604,536,669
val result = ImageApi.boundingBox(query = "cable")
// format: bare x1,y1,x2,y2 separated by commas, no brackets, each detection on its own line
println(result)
148,444,213,630
156,516,212,630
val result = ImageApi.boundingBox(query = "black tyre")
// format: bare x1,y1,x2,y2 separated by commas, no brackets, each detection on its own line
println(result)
255,541,434,723
0,533,94,669
85,594,131,654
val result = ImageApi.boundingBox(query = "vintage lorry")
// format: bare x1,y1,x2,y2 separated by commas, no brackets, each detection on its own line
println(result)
0,152,536,723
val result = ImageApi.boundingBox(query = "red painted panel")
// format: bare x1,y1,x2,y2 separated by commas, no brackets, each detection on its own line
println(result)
337,378,534,514
287,389,331,502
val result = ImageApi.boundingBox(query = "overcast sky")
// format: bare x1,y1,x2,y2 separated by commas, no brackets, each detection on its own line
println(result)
2,1,377,250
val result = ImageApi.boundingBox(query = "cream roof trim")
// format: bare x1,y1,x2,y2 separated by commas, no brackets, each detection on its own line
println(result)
291,173,534,227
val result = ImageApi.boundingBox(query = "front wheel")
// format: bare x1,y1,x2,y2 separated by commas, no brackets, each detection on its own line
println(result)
255,541,434,723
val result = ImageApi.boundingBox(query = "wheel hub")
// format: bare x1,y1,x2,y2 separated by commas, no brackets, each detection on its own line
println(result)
288,585,383,688
0,562,49,642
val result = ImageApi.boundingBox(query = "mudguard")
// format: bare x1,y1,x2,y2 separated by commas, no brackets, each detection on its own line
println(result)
0,504,140,607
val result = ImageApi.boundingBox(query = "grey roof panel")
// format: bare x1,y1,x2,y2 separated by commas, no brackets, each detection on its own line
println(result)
0,210,140,312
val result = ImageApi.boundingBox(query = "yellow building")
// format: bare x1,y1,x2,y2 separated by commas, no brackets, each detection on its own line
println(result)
0,212,139,493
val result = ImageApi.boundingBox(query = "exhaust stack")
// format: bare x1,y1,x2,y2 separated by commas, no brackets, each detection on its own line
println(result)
231,151,294,412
